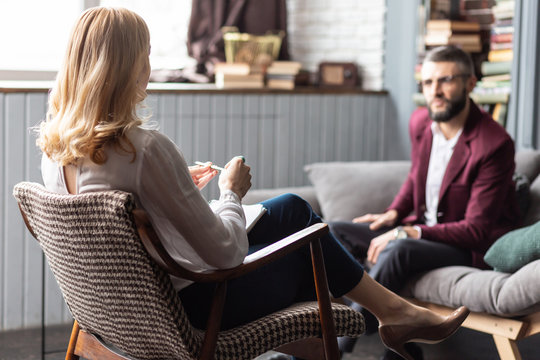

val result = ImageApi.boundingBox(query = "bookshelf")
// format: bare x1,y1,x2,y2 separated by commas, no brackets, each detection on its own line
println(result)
415,0,515,127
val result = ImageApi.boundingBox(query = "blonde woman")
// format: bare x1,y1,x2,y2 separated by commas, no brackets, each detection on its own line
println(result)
38,7,468,360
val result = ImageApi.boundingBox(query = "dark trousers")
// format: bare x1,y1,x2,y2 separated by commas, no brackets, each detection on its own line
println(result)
179,194,364,330
329,221,472,351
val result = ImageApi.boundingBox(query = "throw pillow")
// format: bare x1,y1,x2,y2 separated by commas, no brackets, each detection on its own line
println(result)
304,161,410,221
484,220,540,273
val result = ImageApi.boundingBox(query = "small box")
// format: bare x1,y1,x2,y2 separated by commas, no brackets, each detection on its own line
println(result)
318,62,359,88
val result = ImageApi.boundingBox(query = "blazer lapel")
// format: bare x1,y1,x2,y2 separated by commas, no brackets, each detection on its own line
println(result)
439,101,481,201
417,125,433,209
439,139,470,201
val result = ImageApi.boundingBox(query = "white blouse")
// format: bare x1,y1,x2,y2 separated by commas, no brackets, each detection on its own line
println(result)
41,127,249,291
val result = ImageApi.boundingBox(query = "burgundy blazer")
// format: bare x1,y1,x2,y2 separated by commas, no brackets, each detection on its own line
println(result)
388,101,520,268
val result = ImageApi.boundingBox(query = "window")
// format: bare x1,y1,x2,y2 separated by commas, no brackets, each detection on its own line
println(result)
0,0,194,80
100,0,194,70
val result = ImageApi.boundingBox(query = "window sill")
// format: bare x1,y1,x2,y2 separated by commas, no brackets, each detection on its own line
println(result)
0,81,388,95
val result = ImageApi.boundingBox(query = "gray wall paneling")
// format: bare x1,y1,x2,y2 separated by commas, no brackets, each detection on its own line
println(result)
0,92,4,329
507,0,540,150
1,92,71,330
383,0,421,160
1,90,387,330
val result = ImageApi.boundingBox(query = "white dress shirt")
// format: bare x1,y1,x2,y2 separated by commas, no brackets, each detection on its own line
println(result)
41,127,249,291
424,123,463,227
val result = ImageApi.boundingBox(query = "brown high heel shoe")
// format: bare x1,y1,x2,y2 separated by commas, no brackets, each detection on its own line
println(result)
378,306,470,360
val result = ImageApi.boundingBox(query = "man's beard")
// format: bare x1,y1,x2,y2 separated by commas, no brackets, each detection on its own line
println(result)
428,89,467,122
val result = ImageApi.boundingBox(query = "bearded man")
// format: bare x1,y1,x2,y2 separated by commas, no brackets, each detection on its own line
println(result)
330,45,520,360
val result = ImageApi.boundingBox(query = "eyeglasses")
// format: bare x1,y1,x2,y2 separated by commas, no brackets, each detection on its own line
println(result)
420,74,471,89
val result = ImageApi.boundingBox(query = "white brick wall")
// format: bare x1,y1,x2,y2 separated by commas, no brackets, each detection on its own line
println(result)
287,0,387,90
102,0,387,90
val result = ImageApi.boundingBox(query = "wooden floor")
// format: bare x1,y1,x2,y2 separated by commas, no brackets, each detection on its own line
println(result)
1,323,538,359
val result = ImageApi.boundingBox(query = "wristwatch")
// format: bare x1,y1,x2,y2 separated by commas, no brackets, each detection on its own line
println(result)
393,226,408,240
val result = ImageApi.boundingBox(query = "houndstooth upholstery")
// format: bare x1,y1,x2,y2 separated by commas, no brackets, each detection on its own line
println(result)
14,182,364,360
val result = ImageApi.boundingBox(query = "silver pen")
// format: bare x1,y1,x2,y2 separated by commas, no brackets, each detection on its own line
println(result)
194,156,245,172
194,161,226,171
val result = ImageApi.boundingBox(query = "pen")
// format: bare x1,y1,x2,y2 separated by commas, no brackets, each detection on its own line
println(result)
194,156,245,172
194,161,225,171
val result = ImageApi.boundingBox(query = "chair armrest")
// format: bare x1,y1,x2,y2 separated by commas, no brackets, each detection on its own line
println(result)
132,208,329,283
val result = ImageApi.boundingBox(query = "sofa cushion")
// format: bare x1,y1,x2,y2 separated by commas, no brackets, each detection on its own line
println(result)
407,260,540,317
484,220,540,273
304,162,410,221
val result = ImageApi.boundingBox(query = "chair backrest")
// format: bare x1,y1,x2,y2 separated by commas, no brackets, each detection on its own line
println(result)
13,182,202,360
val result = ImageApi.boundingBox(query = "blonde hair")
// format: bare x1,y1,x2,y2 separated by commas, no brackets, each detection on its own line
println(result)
38,7,150,165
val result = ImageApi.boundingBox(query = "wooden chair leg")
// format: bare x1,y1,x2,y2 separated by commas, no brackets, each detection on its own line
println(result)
493,334,522,360
199,282,228,360
65,320,81,360
310,238,339,360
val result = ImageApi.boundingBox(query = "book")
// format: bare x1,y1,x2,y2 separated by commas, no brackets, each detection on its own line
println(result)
267,78,295,90
493,18,513,27
492,25,514,35
425,36,482,52
481,61,512,75
461,0,496,10
215,72,264,89
476,79,511,90
490,41,513,50
215,73,264,82
214,62,264,75
413,92,510,106
492,0,515,12
480,73,511,82
426,20,481,32
491,9,514,20
488,48,513,62
243,204,267,232
491,102,508,126
266,61,302,75
425,33,481,45
490,33,513,43
462,14,494,30
461,8,494,28
471,92,510,104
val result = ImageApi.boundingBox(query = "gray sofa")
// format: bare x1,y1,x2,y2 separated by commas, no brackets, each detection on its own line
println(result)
243,150,540,360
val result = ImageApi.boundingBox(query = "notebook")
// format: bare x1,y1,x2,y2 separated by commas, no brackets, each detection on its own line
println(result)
243,203,267,232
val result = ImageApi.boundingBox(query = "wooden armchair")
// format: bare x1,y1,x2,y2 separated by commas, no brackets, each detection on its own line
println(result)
13,182,364,360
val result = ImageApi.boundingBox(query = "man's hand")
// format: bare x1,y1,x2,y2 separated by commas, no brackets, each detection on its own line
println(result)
367,225,419,264
189,164,218,190
353,209,398,231
367,230,395,264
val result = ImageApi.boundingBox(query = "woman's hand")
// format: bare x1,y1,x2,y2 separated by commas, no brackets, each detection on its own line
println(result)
189,163,218,190
353,209,398,231
218,157,252,198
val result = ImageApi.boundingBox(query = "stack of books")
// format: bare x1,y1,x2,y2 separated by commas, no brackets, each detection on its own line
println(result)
459,0,496,53
424,20,482,53
487,0,514,62
214,62,265,89
472,0,514,126
266,61,303,90
460,0,496,30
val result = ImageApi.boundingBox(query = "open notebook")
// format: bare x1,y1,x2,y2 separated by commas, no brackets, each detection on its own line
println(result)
243,203,267,232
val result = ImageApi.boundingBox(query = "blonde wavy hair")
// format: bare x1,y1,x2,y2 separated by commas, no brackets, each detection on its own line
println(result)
38,7,150,165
